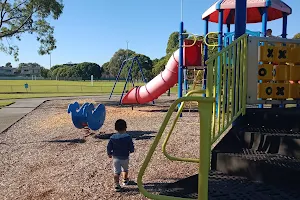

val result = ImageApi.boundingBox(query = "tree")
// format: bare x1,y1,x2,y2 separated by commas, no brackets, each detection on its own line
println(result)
41,67,49,78
5,62,12,67
101,62,110,77
0,0,64,61
152,56,168,76
166,31,189,55
51,67,60,78
50,64,64,71
293,33,300,39
75,62,102,80
107,49,136,77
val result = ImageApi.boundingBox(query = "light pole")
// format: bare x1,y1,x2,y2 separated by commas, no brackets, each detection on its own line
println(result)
126,40,129,60
181,0,183,21
50,53,52,69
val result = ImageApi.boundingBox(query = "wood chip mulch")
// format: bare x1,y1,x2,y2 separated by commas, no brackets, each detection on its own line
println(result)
0,97,202,200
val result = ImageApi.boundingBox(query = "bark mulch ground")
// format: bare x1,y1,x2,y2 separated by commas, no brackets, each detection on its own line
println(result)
0,97,202,200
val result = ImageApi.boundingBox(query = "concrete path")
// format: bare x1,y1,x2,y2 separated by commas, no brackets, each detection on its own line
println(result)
0,98,46,134
0,95,117,134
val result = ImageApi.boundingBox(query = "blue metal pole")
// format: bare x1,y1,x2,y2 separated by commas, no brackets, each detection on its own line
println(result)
232,0,247,125
120,60,134,105
216,10,224,114
202,18,209,96
178,21,184,110
261,8,268,37
218,11,224,52
282,13,287,38
258,8,268,109
224,24,231,112
280,12,288,108
234,0,247,39
227,24,230,33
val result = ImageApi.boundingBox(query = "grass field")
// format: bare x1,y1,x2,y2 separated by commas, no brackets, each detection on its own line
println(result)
0,101,14,108
0,80,177,100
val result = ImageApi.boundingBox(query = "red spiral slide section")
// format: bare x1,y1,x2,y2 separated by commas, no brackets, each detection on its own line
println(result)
121,49,180,104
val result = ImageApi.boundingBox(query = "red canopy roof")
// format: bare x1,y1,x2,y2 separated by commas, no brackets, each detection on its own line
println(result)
202,0,292,24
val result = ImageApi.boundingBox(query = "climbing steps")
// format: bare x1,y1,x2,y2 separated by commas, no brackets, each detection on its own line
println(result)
158,107,300,199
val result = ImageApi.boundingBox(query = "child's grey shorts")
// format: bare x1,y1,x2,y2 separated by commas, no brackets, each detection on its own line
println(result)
113,158,129,175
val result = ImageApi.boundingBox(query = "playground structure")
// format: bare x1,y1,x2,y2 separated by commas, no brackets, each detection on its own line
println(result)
67,102,106,131
136,0,300,200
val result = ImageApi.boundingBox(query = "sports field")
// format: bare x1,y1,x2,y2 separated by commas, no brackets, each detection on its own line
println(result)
0,80,177,100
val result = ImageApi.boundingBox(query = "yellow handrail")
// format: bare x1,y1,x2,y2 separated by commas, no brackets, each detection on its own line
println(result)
137,96,214,200
162,90,206,163
182,32,201,48
203,32,219,49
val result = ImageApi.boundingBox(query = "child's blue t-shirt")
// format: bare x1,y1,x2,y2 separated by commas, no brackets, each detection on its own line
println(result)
107,133,134,160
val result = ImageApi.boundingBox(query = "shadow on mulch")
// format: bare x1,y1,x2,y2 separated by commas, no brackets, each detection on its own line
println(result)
119,182,167,194
138,109,201,113
94,130,156,140
46,138,86,144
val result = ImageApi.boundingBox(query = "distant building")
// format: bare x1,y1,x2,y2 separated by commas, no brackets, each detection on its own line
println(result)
0,66,16,76
20,65,41,76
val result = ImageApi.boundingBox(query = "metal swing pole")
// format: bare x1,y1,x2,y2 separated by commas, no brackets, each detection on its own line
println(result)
120,59,135,105
109,59,127,99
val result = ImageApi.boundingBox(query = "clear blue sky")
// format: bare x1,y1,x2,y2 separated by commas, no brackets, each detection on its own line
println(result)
0,0,299,68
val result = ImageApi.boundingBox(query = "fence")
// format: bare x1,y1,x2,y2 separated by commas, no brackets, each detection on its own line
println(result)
0,84,178,94
0,85,126,94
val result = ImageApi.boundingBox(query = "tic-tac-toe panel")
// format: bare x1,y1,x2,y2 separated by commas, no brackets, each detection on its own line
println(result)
289,65,300,81
258,83,274,99
290,47,300,64
259,45,276,63
273,65,289,81
274,46,290,64
289,83,300,99
258,64,273,81
272,83,289,99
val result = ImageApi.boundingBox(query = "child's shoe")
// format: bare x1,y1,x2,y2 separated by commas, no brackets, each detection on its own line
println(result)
115,184,122,192
122,179,129,186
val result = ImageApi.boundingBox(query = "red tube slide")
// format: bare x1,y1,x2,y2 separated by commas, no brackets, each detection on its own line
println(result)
122,49,180,104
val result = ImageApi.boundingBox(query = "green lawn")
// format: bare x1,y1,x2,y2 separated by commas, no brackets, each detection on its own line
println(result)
0,80,177,100
0,101,14,108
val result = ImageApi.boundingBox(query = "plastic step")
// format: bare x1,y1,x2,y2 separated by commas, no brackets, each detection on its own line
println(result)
244,127,300,137
215,149,300,185
241,128,300,157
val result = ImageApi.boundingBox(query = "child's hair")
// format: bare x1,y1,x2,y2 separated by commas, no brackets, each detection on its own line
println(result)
115,119,127,132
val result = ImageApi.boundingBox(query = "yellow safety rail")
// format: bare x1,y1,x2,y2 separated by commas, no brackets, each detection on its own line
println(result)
137,96,214,200
206,34,248,145
162,90,206,163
